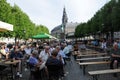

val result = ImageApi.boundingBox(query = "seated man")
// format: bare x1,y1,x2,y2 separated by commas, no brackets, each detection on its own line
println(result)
110,43,120,69
63,43,70,57
46,50,63,80
29,50,39,68
10,48,23,77
29,50,43,69
109,43,120,77
24,45,32,60
28,50,42,80
39,46,51,70
79,42,86,51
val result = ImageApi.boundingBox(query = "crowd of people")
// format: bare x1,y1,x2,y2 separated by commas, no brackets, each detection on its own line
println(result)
0,39,120,79
0,41,73,80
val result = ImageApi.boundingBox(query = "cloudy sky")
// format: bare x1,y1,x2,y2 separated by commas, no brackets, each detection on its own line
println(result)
7,0,110,32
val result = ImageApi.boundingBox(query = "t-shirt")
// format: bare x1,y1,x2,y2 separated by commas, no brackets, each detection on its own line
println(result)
29,56,38,65
24,48,32,55
39,50,49,62
10,52,23,59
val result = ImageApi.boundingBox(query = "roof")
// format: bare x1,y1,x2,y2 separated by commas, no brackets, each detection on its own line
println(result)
51,24,62,32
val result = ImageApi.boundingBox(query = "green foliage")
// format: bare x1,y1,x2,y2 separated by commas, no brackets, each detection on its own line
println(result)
75,23,86,37
75,0,120,38
0,0,49,40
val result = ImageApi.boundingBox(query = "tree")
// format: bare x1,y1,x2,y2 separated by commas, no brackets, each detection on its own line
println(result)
0,0,50,42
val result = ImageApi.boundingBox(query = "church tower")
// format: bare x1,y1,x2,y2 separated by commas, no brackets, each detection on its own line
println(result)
62,7,68,39
62,7,68,24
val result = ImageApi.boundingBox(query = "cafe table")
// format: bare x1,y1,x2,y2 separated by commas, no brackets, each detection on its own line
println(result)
2,60,20,80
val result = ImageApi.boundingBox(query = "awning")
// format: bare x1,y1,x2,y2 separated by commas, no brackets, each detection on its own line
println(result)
0,21,13,31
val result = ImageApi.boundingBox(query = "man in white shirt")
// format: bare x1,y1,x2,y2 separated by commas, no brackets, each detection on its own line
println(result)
56,46,65,64
24,45,32,55
39,46,50,62
39,46,50,70
63,43,70,57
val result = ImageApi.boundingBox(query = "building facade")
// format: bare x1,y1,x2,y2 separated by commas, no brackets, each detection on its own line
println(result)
51,7,79,40
65,22,79,39
51,24,62,39
51,22,79,39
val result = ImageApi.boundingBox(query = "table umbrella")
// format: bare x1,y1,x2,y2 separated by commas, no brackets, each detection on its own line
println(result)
32,33,53,39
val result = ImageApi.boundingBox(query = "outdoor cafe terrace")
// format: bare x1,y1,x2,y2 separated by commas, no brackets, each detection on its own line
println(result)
0,48,120,80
